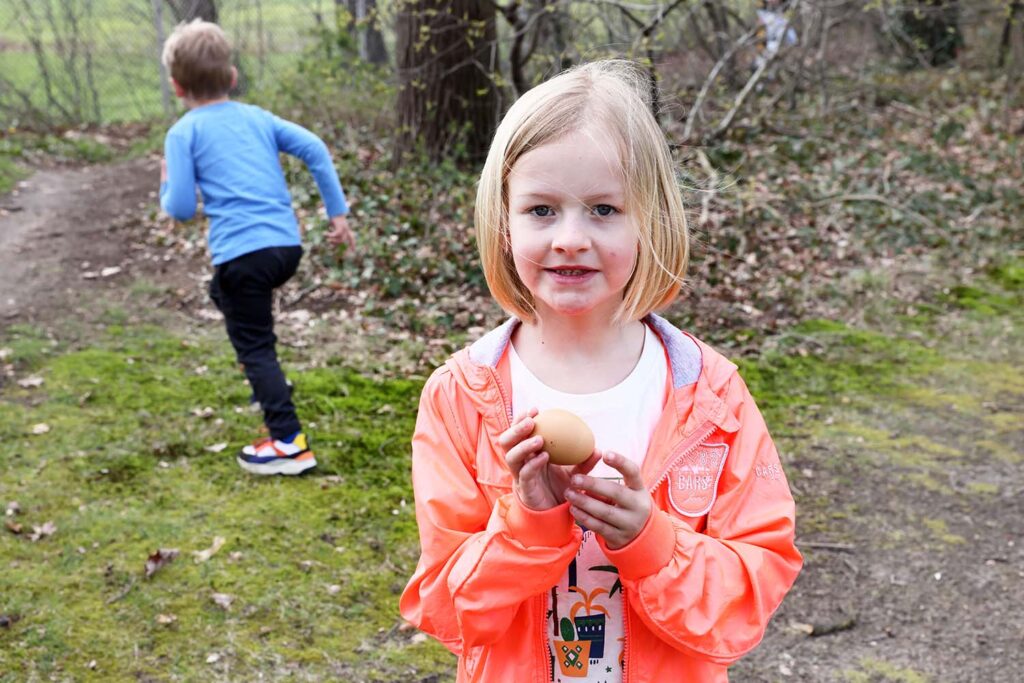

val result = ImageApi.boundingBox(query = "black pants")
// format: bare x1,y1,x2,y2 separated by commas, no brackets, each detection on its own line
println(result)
209,246,303,440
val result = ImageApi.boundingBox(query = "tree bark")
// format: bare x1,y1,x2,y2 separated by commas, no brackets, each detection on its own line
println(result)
899,0,962,67
165,0,218,23
999,1,1023,69
394,0,499,164
343,0,388,64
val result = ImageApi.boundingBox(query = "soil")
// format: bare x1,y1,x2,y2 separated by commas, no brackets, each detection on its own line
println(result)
1,159,1021,682
0,156,165,327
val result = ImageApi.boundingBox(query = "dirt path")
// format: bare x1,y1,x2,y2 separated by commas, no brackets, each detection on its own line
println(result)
0,156,160,329
1,159,1021,682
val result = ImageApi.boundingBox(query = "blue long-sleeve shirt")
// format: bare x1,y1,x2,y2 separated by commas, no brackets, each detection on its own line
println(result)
160,101,348,265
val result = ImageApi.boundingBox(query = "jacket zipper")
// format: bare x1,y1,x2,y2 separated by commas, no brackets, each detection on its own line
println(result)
541,594,552,683
623,587,631,682
620,420,717,682
487,366,514,427
649,420,718,495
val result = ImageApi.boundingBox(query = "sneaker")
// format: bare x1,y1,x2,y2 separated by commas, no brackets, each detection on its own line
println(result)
237,432,316,475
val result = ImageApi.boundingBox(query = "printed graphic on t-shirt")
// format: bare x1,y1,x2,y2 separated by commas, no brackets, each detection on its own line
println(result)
549,524,624,683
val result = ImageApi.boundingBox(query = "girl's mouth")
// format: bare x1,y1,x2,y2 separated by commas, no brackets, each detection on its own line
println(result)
547,268,593,276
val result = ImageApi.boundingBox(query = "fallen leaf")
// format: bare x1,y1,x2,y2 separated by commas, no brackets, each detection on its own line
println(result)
789,621,814,635
100,266,122,277
192,536,226,563
16,376,43,388
206,653,221,664
410,633,429,645
0,348,11,360
204,442,228,453
4,519,22,535
5,501,20,516
28,521,56,541
211,593,233,610
326,584,341,595
144,548,180,579
156,613,177,625
31,423,50,435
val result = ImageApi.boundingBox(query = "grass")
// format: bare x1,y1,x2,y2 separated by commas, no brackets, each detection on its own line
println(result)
0,321,449,681
0,130,116,194
2,257,1020,681
0,0,325,125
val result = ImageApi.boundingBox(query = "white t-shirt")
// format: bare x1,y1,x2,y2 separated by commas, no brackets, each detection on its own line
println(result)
509,324,668,682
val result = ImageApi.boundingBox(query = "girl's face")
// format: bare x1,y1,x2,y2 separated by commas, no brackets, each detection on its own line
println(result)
506,125,638,323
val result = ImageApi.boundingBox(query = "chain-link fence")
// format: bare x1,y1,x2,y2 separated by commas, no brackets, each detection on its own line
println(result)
0,0,338,128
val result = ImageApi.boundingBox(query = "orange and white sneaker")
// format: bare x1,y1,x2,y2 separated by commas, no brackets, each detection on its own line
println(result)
237,432,316,475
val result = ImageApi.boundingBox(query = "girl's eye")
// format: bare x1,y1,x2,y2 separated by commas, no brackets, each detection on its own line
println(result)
529,205,553,217
592,204,617,217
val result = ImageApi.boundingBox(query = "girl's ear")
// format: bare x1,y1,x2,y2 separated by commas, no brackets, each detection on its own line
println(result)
230,66,238,89
170,78,187,98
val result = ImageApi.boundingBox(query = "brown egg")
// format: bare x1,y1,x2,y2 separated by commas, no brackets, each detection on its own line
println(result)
531,409,595,466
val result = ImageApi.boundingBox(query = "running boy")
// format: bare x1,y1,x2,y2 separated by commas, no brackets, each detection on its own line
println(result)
160,19,354,475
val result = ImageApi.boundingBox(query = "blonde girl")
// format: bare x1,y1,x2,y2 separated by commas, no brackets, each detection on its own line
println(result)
401,60,802,682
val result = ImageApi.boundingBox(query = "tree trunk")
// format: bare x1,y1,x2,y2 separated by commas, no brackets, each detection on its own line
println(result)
899,0,962,67
705,1,736,87
343,0,388,65
999,1,1023,69
394,0,499,164
165,0,218,23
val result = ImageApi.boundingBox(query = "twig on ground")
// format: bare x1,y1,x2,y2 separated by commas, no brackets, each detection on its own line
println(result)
802,541,856,552
812,193,939,232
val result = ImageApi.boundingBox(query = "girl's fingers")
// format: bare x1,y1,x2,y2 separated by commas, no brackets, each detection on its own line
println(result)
497,408,539,449
519,451,550,480
569,504,612,537
566,489,620,528
504,435,544,473
602,451,645,491
571,451,602,476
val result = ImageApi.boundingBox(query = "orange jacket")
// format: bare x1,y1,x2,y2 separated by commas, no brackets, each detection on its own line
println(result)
400,316,802,682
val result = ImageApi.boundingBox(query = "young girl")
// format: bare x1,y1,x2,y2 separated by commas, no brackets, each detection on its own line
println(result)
400,60,802,682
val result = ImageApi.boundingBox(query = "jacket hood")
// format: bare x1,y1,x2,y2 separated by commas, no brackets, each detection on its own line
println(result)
444,314,742,436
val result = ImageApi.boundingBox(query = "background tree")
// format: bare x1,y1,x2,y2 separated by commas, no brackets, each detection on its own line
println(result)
394,0,499,164
165,0,218,23
898,0,963,66
341,0,388,65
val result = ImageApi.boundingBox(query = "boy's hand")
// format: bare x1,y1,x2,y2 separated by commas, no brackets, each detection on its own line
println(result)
565,452,653,549
326,214,355,251
499,408,599,511
160,157,168,183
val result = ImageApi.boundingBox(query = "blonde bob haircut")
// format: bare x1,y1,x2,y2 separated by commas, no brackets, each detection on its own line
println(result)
161,19,234,100
476,60,689,324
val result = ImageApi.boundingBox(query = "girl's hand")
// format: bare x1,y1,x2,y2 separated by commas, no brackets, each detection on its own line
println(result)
565,451,652,549
498,408,599,511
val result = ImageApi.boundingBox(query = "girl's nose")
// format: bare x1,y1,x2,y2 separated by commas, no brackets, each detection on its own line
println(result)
550,213,591,252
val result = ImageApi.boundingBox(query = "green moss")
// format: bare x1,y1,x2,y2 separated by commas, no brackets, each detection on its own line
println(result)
0,323,446,681
965,482,999,495
921,518,966,545
843,658,930,682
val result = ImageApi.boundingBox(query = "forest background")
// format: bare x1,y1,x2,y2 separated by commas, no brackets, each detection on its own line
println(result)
0,1,1022,681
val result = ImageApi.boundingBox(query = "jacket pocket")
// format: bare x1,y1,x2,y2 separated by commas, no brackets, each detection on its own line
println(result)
665,441,729,517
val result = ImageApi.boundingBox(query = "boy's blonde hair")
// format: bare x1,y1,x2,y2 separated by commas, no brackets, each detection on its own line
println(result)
476,60,689,324
161,19,234,99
